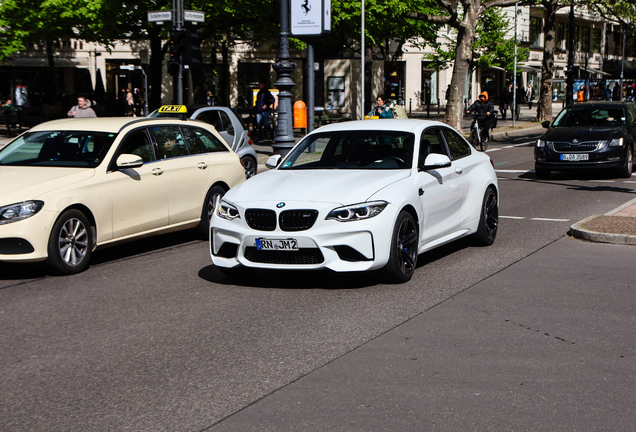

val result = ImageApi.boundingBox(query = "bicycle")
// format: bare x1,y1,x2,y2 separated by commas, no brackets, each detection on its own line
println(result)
468,113,490,151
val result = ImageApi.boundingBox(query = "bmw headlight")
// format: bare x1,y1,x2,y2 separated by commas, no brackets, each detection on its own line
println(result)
216,199,240,221
0,200,44,225
326,201,388,222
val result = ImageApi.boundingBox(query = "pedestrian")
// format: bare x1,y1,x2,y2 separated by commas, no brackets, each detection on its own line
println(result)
515,86,524,119
67,96,97,118
577,85,585,103
125,88,135,116
499,84,512,120
612,82,621,101
605,85,612,101
626,84,635,101
526,83,535,109
255,81,276,142
368,94,394,118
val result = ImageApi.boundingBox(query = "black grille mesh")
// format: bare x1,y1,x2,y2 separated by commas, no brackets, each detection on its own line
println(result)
245,209,276,231
550,141,599,152
279,210,318,231
244,247,324,265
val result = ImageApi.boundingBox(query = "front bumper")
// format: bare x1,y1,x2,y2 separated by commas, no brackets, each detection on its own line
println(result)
535,147,626,172
210,205,396,272
0,210,59,262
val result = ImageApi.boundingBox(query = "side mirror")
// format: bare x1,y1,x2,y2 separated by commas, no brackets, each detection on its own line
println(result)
266,154,282,169
542,120,551,129
116,153,144,169
420,153,452,171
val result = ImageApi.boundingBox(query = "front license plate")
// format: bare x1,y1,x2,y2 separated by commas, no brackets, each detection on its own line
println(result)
561,153,589,161
255,238,299,251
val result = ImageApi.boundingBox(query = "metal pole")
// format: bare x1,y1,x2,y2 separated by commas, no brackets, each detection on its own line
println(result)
272,0,297,156
566,5,575,106
620,25,625,94
512,8,518,122
307,44,315,133
174,0,184,105
361,0,365,119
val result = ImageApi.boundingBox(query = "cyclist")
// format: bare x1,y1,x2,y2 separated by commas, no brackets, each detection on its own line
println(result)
466,91,494,142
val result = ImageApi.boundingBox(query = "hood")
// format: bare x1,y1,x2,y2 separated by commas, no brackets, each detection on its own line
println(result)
226,169,411,206
0,167,95,205
479,91,489,102
543,125,626,142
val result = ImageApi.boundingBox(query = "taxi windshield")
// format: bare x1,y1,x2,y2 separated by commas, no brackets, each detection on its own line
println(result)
0,131,117,168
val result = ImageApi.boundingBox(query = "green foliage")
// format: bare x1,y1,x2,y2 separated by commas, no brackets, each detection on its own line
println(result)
425,7,529,73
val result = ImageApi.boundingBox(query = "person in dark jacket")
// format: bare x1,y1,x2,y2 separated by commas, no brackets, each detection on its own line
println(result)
499,84,512,120
255,82,276,142
466,91,494,141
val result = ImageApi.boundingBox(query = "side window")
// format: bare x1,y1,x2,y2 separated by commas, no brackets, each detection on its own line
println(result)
151,126,189,159
418,129,446,166
115,129,156,164
218,111,234,135
197,111,223,131
183,127,229,154
627,105,636,125
442,128,471,160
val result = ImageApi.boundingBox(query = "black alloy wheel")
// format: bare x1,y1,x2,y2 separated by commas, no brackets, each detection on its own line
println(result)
383,211,419,283
473,186,498,246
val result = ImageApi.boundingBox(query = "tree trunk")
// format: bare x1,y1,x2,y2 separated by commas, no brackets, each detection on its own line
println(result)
537,0,558,122
220,39,229,106
46,39,58,103
443,2,478,133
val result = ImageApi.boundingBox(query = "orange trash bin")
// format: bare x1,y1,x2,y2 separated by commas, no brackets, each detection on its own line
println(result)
294,100,307,128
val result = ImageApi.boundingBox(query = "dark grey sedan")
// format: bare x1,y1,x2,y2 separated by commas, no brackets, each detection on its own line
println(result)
535,101,636,179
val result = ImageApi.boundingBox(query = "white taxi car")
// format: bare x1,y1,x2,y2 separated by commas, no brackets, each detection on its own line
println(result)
210,119,499,283
0,116,245,274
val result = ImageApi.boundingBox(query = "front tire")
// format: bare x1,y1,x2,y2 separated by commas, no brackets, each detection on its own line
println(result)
480,132,489,152
46,209,93,275
619,146,633,178
469,129,478,148
382,211,419,283
198,186,227,238
473,187,498,246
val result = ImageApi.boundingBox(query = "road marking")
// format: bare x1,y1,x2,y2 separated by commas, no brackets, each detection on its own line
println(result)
589,180,615,183
500,216,570,222
495,169,528,173
486,148,501,152
625,181,636,184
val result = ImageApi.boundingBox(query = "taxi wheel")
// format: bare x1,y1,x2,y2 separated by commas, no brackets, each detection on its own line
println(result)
242,156,257,179
198,186,226,238
46,209,93,275
383,211,418,284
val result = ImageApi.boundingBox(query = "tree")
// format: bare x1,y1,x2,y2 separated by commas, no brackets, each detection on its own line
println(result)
410,0,535,132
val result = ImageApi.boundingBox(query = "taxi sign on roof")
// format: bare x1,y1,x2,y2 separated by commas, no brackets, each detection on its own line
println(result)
158,105,188,113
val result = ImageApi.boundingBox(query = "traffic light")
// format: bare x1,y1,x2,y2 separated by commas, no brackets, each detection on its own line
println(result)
167,29,187,75
182,30,201,67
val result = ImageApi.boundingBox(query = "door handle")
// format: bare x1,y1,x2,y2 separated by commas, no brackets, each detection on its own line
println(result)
197,162,208,170
151,168,163,176
455,166,463,174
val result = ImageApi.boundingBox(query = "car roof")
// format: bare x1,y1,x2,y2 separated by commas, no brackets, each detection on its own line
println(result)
312,119,449,133
566,101,634,109
27,117,208,134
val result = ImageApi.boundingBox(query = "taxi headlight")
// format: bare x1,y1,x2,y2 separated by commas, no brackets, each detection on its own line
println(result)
0,200,44,225
326,201,388,222
217,199,240,221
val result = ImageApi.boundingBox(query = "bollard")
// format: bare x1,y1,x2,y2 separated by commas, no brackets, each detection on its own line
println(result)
293,100,307,129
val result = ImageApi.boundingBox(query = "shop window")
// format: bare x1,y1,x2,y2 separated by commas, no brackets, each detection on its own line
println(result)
327,77,345,107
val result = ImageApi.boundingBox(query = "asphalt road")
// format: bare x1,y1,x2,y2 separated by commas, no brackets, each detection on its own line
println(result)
1,133,635,431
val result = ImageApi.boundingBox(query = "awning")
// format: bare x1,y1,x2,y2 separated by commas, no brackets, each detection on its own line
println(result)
581,67,611,76
518,65,542,73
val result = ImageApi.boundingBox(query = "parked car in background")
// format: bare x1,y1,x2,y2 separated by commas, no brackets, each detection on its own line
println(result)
0,117,245,274
210,119,499,283
535,101,636,179
149,105,258,178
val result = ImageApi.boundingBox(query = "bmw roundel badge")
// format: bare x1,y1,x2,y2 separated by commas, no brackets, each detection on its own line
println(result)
276,202,286,208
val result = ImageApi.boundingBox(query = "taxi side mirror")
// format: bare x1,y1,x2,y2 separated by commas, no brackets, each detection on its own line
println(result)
116,154,144,169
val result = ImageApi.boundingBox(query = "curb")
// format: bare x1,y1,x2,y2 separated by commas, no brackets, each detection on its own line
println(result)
491,125,544,140
569,214,636,246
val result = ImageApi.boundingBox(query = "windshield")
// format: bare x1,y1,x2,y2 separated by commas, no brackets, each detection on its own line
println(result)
553,106,626,127
280,130,415,170
0,131,117,168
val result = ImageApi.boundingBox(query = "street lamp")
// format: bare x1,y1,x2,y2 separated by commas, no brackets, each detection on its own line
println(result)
272,0,297,156
512,1,519,127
